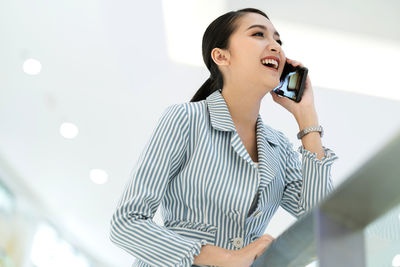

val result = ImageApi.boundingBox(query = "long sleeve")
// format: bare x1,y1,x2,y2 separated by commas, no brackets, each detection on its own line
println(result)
279,134,339,219
109,104,207,266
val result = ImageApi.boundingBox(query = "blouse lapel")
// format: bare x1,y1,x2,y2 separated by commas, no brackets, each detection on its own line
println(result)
256,115,279,188
206,89,280,188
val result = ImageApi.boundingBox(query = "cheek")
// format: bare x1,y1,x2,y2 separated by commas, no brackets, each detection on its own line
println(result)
233,41,261,63
281,51,286,64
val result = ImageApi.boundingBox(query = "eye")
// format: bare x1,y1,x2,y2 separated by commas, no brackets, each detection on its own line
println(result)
253,32,264,37
252,32,283,46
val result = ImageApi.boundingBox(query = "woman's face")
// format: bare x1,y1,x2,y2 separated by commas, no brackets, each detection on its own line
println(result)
222,12,286,92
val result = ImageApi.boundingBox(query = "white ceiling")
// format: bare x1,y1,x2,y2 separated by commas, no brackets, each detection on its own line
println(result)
1,0,400,266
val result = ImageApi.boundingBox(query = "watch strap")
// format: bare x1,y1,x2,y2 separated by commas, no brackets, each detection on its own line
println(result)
297,125,324,139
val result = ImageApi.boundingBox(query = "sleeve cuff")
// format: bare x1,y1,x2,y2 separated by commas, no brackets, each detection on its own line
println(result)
180,239,208,267
297,145,339,166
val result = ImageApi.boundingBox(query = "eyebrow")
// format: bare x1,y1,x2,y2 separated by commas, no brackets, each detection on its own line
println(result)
246,24,280,37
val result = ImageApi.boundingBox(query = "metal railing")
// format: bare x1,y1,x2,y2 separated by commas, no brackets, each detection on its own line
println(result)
253,130,400,267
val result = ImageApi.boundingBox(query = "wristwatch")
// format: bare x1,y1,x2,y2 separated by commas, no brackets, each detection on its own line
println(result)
297,125,324,139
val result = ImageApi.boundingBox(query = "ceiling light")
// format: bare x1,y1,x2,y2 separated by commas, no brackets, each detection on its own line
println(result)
90,169,108,185
59,122,79,139
393,254,400,267
23,58,42,75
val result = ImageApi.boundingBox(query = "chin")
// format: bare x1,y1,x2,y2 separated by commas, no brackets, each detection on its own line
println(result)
264,79,280,91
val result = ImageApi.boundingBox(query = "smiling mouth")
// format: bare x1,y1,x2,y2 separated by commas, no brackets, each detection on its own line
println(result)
262,64,278,72
261,58,279,69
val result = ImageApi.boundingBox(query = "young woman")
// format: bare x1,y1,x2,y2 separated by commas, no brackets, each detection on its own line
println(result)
110,8,338,267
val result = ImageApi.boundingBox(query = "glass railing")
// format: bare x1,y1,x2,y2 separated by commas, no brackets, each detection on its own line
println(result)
253,130,400,267
364,203,400,267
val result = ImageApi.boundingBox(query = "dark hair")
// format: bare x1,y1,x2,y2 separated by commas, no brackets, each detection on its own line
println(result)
190,8,270,102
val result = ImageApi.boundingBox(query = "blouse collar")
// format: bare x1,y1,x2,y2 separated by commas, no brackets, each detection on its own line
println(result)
205,89,278,146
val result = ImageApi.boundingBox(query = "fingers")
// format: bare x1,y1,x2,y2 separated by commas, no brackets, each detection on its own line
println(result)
270,90,291,106
270,91,279,102
260,233,275,241
286,58,304,68
270,91,282,102
257,234,275,254
249,234,275,261
253,234,275,247
260,234,275,248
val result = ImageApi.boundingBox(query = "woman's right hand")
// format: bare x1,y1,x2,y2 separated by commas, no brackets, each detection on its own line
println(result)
222,234,275,267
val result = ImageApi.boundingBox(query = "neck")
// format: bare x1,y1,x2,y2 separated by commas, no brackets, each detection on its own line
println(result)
220,84,264,133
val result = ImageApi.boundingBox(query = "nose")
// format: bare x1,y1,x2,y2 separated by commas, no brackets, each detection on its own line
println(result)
269,42,280,53
268,38,281,53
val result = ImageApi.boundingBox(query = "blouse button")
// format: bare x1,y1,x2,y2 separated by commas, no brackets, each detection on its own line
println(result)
232,237,244,248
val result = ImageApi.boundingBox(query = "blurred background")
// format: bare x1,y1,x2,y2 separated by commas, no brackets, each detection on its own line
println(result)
1,0,400,266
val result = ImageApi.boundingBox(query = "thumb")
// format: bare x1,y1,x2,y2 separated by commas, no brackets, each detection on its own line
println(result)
270,91,290,106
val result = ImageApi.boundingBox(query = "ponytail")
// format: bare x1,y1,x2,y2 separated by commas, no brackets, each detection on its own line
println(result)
190,75,222,102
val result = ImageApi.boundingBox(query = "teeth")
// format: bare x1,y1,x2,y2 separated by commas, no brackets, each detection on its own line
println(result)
261,58,278,69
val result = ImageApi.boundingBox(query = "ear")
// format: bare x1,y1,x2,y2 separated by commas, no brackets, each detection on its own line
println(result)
211,48,230,66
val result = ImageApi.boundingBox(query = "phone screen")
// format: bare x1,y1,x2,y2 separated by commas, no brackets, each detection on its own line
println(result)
273,60,308,102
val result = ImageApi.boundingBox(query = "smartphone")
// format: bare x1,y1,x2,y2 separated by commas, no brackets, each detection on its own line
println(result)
272,60,308,103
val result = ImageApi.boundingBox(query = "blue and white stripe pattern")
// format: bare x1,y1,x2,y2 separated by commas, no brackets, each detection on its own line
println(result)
109,89,339,266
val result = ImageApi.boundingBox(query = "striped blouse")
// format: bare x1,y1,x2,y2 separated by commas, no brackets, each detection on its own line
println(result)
109,88,339,267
